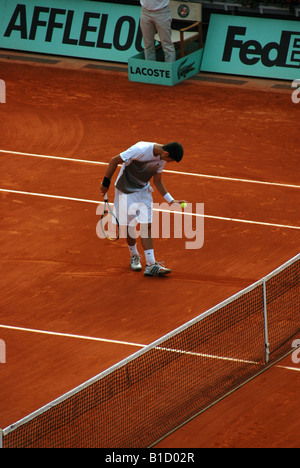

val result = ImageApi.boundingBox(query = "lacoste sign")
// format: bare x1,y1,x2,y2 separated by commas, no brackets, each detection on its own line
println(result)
129,49,203,86
201,14,300,80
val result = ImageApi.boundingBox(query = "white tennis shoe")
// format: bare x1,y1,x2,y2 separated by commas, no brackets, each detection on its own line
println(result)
144,262,171,277
130,255,142,271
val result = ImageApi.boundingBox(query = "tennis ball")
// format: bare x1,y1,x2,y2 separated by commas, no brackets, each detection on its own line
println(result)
181,202,187,208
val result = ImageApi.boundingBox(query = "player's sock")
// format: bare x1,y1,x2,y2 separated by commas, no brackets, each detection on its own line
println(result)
128,243,139,258
144,249,156,266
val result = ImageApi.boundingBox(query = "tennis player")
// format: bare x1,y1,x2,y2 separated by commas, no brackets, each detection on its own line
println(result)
100,141,186,276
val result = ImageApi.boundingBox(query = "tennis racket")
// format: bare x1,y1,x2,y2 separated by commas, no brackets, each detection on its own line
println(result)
100,194,120,241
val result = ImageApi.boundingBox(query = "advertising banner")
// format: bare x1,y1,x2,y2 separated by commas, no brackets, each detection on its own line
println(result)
0,0,143,63
201,14,300,80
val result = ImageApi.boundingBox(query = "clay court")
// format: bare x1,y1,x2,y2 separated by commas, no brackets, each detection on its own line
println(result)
0,53,299,448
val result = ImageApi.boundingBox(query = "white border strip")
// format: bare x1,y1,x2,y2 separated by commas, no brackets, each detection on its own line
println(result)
1,149,299,189
1,188,299,230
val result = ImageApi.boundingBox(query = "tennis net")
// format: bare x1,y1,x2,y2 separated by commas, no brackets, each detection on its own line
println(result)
1,254,299,448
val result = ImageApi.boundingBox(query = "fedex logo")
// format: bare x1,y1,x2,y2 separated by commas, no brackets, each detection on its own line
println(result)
223,27,300,69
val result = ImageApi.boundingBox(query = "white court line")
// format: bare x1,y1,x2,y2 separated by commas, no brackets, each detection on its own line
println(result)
1,323,296,369
1,187,300,230
156,346,258,365
0,324,258,365
1,148,299,190
0,324,146,349
0,188,98,205
276,365,300,372
1,186,300,230
0,149,107,166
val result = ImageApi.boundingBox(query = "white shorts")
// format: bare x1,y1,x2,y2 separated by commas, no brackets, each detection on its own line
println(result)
113,188,153,226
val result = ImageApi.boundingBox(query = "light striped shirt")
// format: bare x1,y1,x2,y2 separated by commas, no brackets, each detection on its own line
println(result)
116,142,166,194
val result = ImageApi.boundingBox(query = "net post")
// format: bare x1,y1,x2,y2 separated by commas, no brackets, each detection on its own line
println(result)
0,429,3,448
262,279,270,364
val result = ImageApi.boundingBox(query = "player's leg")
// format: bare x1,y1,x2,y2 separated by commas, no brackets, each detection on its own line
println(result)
141,223,171,277
140,223,155,266
114,189,142,271
127,228,142,272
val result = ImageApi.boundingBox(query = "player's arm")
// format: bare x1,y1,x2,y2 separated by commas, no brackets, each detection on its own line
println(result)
100,155,123,195
153,173,187,205
153,172,168,198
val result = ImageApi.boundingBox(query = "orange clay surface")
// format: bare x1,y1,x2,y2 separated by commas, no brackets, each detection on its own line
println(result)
0,57,299,447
